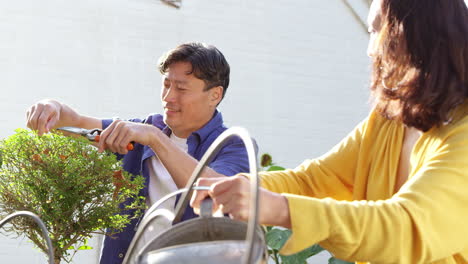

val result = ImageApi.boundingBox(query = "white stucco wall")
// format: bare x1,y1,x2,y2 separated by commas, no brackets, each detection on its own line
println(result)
0,0,370,263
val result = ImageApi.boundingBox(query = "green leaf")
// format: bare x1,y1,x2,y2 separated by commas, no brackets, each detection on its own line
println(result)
266,227,325,263
266,228,291,250
78,245,93,250
305,244,325,256
267,165,286,171
328,257,354,264
279,244,325,263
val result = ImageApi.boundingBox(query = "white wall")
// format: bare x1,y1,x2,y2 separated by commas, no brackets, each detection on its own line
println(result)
0,0,370,263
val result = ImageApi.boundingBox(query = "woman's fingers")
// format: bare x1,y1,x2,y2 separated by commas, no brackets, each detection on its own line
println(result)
215,194,250,221
212,176,251,221
190,177,227,214
192,175,292,227
191,175,252,221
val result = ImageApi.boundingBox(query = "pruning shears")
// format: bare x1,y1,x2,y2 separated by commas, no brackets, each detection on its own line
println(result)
56,127,134,151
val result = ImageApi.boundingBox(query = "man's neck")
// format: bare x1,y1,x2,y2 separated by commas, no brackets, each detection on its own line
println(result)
171,130,189,139
170,110,217,138
171,131,189,140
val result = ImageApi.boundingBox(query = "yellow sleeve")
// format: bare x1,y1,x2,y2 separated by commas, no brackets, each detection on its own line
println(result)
279,121,468,263
260,114,373,201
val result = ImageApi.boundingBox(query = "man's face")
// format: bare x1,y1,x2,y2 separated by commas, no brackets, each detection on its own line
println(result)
161,61,222,138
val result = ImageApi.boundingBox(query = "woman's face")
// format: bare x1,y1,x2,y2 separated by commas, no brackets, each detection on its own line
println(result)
367,0,383,57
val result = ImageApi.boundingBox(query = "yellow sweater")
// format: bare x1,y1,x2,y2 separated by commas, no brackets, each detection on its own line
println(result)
259,105,468,264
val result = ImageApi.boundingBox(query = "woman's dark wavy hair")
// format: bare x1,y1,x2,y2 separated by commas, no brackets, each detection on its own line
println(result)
371,0,468,131
158,42,230,102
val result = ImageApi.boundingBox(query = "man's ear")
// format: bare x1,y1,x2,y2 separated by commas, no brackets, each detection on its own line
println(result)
209,86,223,106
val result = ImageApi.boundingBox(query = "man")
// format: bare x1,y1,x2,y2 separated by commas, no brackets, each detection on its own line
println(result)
26,42,251,264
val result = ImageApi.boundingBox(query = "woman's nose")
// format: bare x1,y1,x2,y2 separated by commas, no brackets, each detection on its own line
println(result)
367,32,378,58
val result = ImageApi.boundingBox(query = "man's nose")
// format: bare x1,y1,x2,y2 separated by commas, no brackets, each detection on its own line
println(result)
162,87,176,102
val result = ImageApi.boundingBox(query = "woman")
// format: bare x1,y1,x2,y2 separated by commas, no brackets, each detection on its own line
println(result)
192,0,468,263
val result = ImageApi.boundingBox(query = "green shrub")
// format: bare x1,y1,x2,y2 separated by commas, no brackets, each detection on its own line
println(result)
0,129,145,264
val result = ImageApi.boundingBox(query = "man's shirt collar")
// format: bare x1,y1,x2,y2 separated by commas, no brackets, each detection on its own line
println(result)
156,109,224,142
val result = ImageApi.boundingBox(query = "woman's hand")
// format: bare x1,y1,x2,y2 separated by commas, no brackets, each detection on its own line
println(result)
190,175,292,228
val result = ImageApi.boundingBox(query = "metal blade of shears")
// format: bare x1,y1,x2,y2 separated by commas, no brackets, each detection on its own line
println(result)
56,127,90,135
56,127,101,141
56,127,134,151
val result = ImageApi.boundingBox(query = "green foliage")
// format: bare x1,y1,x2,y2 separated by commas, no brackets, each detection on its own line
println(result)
260,153,353,264
0,129,145,263
265,225,326,264
267,165,286,171
260,153,285,171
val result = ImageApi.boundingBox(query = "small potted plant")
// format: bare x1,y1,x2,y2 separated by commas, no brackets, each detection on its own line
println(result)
0,129,145,264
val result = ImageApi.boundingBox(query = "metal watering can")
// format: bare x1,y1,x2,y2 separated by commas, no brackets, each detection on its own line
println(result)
123,127,268,264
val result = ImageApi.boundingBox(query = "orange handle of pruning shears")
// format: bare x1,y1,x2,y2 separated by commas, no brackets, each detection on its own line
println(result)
94,135,134,151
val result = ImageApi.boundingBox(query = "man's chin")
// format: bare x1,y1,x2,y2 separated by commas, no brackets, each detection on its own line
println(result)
163,116,177,128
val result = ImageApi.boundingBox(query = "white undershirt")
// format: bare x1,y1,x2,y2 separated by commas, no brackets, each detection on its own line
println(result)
136,133,188,254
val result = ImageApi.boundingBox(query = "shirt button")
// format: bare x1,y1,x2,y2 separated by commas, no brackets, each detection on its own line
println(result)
118,253,124,258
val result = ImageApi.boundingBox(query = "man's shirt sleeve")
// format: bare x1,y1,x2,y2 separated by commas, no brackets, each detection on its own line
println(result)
209,137,257,176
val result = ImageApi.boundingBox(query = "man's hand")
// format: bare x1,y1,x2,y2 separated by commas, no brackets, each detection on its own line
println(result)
97,120,225,188
190,175,292,228
26,99,101,136
26,100,62,136
98,120,159,154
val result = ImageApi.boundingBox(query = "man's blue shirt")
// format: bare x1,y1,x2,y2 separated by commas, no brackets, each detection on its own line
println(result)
99,110,252,264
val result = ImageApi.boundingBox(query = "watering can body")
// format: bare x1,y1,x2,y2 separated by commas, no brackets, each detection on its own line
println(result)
124,127,268,264
137,215,267,264
141,241,265,264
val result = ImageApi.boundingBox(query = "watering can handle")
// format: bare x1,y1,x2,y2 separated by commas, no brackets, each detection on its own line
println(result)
171,127,260,264
200,198,213,218
172,127,258,226
0,211,55,264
